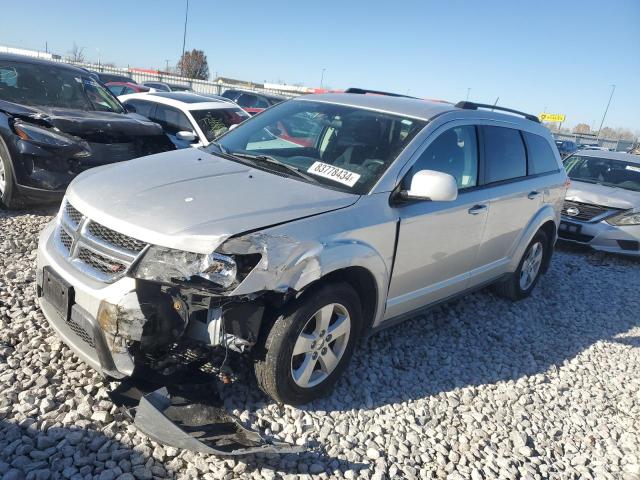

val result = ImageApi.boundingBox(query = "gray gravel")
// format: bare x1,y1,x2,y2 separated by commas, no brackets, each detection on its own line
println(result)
1,207,639,480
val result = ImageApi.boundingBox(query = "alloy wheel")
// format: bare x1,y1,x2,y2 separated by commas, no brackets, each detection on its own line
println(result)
290,303,351,388
519,241,544,290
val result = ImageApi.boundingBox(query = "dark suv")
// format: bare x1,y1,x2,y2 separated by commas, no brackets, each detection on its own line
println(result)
0,54,175,208
221,89,286,115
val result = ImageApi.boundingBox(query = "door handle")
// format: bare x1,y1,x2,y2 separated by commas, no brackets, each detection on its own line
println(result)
528,191,541,200
468,204,487,215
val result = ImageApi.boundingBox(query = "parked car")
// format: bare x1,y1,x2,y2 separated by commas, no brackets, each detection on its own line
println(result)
221,89,286,115
36,91,566,449
119,92,250,148
559,150,640,255
141,81,193,92
555,139,578,158
89,71,136,84
105,82,150,96
0,54,176,207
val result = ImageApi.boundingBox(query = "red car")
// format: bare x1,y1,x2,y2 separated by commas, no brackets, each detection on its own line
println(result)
105,82,150,96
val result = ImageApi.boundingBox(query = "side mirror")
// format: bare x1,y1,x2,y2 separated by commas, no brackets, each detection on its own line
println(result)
402,169,458,202
124,103,136,113
176,131,198,142
228,123,239,131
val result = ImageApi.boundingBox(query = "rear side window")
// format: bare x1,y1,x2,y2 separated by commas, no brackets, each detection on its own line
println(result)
107,85,124,96
125,100,155,118
152,105,193,134
412,126,479,189
523,132,559,175
237,93,258,108
482,126,526,183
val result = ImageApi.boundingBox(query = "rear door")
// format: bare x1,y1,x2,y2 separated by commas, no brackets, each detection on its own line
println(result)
386,123,489,319
471,125,547,284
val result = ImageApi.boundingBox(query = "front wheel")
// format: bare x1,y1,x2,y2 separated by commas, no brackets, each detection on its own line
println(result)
254,282,362,405
0,140,20,209
494,230,549,301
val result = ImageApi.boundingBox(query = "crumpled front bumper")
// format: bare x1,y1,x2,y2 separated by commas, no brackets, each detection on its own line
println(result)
559,216,640,256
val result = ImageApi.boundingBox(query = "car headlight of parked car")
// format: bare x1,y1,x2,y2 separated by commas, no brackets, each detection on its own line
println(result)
607,211,640,226
133,246,261,289
13,121,76,147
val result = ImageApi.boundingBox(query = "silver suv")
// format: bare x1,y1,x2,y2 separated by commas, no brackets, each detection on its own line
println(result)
36,90,567,406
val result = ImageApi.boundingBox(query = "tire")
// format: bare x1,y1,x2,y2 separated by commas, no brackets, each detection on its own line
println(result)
254,282,362,405
0,140,20,209
494,230,549,301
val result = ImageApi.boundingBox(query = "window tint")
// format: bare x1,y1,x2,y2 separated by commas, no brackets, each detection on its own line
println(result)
121,86,136,95
412,126,478,189
126,100,154,118
151,105,193,134
107,85,124,96
482,126,526,183
237,93,258,108
254,96,269,109
523,132,559,175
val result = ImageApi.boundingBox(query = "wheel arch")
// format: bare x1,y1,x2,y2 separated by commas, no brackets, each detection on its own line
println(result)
508,205,559,273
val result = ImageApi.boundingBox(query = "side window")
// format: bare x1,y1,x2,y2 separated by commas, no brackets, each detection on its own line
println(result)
412,126,479,189
482,126,526,184
237,93,257,108
153,105,192,134
127,100,154,118
254,96,269,109
523,132,559,175
107,85,124,96
121,86,135,95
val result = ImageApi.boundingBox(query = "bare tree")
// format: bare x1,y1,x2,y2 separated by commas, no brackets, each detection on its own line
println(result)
68,43,86,63
573,123,591,134
177,49,209,80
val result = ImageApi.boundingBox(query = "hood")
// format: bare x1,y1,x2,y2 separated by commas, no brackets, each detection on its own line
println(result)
66,149,359,253
0,99,164,137
567,180,640,210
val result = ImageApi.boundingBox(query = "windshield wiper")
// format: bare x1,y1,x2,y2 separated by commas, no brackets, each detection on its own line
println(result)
210,141,228,154
230,152,319,183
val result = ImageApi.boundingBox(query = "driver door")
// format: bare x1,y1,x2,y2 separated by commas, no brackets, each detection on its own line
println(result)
385,124,489,319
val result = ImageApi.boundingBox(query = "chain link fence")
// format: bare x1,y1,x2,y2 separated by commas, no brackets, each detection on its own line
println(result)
552,132,636,153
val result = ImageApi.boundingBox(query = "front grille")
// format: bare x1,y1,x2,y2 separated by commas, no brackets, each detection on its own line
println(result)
87,222,147,253
558,230,595,243
54,200,149,282
561,200,621,222
64,202,84,228
66,316,95,348
77,247,127,275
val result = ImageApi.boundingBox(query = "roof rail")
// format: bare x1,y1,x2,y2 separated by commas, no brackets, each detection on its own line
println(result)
455,101,540,123
345,87,416,99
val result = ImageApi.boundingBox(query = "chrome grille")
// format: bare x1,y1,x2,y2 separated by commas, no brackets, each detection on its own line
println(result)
87,222,147,254
54,200,149,282
561,200,622,222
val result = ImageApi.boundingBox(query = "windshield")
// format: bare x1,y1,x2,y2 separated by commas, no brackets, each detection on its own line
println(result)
207,99,426,194
0,61,124,113
564,155,640,192
191,108,249,142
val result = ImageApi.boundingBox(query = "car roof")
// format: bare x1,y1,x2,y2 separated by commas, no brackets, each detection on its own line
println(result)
575,149,640,164
224,89,286,100
0,53,88,74
119,92,239,110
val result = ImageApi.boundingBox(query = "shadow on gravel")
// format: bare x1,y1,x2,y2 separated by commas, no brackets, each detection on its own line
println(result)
0,418,172,479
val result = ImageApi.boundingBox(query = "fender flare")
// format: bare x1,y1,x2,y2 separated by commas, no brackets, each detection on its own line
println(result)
507,205,558,272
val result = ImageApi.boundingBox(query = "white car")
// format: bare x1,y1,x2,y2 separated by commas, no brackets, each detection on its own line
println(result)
119,92,251,149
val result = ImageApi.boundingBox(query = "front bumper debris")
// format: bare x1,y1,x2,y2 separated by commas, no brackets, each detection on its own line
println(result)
108,368,305,456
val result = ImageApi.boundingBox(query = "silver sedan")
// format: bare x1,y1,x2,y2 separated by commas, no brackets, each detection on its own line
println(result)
560,150,640,255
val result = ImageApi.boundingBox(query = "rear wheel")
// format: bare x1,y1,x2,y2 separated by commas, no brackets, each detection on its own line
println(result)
0,141,20,209
254,282,362,405
494,230,548,300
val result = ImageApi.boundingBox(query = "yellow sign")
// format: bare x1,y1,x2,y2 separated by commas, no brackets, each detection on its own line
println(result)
539,113,566,122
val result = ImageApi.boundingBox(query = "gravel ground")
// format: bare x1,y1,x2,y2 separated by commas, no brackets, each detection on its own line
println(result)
0,207,639,480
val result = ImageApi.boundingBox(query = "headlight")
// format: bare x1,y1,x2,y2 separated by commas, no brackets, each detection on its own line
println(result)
13,122,75,147
607,211,640,226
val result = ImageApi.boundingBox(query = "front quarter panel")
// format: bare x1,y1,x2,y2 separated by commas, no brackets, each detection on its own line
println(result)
220,193,397,329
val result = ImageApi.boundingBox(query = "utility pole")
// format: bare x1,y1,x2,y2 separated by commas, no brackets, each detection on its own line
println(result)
597,84,615,138
181,0,189,76
466,88,470,101
165,59,170,72
320,68,326,88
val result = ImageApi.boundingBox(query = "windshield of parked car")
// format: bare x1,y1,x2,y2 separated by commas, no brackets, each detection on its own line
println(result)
564,155,640,192
0,61,124,113
207,99,426,194
191,108,250,142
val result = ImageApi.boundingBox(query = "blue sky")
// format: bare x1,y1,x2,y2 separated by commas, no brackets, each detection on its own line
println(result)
1,0,639,131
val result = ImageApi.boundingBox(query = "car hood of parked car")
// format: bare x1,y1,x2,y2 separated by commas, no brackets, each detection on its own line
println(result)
0,99,165,137
66,149,360,254
566,180,640,210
